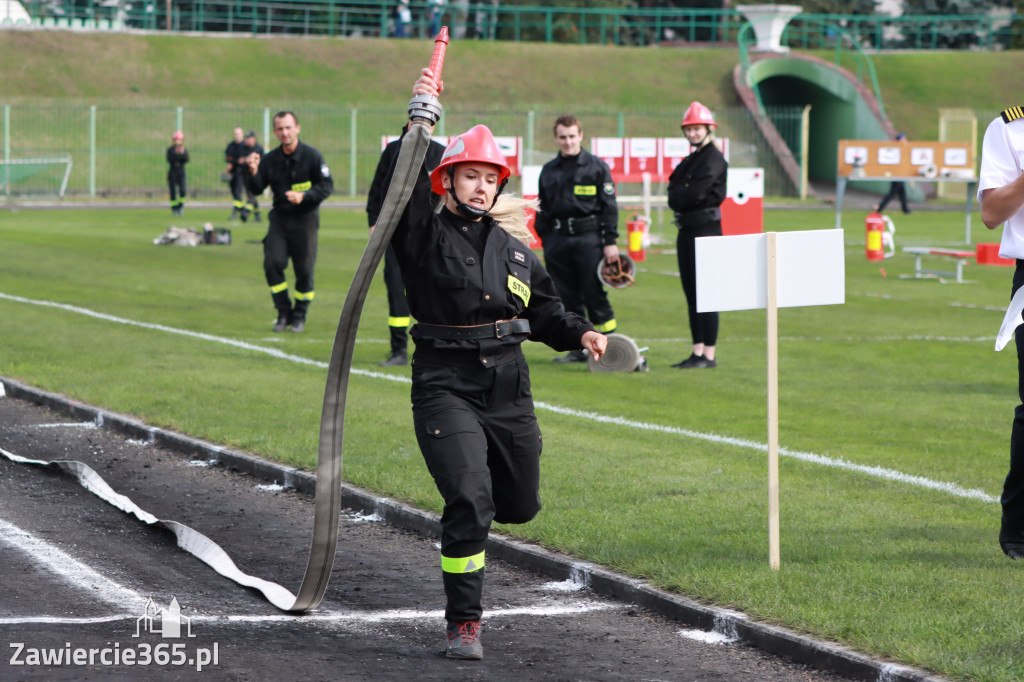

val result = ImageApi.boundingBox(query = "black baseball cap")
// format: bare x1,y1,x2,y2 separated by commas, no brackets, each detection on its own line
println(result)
245,130,257,138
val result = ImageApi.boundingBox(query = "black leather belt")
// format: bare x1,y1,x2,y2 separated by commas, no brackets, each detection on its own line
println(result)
553,215,599,235
674,207,721,228
416,319,531,339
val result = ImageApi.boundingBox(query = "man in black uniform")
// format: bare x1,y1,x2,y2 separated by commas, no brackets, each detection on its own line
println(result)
166,130,188,216
242,130,264,223
245,111,333,333
535,114,621,362
224,126,248,221
366,125,446,366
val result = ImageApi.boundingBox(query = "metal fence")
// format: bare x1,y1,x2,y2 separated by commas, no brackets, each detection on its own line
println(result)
0,102,808,201
5,1,1021,51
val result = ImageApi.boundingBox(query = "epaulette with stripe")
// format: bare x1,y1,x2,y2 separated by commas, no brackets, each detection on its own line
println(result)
1001,106,1024,123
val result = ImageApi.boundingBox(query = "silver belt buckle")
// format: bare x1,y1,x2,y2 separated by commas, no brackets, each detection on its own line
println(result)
494,320,507,338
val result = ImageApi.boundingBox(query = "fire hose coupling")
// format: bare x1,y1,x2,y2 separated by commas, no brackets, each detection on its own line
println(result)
408,95,443,126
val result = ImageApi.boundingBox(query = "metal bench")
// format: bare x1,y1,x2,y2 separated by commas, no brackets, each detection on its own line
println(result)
902,246,975,283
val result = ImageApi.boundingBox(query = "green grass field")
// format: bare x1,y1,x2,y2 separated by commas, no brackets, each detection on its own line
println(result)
1,204,1022,680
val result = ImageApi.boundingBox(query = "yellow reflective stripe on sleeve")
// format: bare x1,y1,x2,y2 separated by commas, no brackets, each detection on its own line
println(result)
441,551,485,574
291,181,312,192
594,319,617,333
388,316,411,328
507,275,531,307
294,290,315,301
269,282,289,294
573,185,597,196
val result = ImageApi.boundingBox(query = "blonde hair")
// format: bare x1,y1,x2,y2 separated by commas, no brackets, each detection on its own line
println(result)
434,191,539,244
487,193,538,244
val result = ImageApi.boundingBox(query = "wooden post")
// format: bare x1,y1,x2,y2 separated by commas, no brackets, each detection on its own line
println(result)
766,232,781,571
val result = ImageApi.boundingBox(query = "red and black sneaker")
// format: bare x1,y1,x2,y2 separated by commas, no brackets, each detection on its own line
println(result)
445,619,483,660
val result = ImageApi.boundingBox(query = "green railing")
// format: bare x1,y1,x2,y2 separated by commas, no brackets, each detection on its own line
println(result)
5,2,1021,51
738,16,887,122
0,102,807,200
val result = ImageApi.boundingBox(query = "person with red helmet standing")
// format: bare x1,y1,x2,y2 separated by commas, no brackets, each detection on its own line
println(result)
166,130,189,216
668,101,728,369
384,69,608,660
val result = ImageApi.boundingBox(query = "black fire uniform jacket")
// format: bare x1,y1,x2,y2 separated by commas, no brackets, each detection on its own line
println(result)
667,141,727,235
246,140,333,217
534,148,618,246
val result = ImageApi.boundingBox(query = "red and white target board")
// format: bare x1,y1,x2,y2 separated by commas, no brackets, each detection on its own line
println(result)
721,168,764,236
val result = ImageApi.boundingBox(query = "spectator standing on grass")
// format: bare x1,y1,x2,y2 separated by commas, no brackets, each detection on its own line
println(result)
384,69,607,660
366,124,446,366
242,130,264,223
225,126,248,221
429,0,445,35
874,133,912,215
534,114,621,363
394,2,411,37
245,111,333,333
667,101,727,370
166,130,188,217
978,106,1024,560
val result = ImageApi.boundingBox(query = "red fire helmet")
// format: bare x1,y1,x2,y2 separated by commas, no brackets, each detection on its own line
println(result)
430,125,511,196
680,102,717,130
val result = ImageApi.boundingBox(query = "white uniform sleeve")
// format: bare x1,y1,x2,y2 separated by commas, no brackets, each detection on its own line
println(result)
978,116,1021,203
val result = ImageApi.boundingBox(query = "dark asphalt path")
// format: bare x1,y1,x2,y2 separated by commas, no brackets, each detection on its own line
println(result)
0,393,849,681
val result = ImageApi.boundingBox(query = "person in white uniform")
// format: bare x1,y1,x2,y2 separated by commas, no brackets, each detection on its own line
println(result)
978,105,1024,559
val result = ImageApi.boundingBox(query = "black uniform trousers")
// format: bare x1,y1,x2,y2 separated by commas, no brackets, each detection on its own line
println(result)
263,210,318,320
1003,262,1024,547
229,169,247,211
411,347,542,622
383,244,411,354
167,169,186,208
542,230,615,329
676,225,720,347
877,181,909,213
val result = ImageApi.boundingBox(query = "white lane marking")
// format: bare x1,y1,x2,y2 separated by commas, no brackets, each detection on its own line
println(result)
0,518,146,608
0,292,999,504
0,603,618,627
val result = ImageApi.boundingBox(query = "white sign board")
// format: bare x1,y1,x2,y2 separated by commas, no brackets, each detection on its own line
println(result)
695,229,845,312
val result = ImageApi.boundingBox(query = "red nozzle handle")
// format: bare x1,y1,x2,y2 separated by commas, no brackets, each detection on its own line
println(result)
428,26,449,84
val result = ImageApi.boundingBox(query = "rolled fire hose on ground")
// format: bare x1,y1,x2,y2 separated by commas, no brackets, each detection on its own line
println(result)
0,31,450,614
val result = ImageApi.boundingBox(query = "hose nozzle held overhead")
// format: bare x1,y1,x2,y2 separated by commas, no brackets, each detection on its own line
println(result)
409,26,448,126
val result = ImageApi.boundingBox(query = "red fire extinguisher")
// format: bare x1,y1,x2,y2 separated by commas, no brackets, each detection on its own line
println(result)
626,215,647,262
865,211,895,261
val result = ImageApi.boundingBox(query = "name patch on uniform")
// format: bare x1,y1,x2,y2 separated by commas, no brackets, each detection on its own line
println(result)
573,185,597,196
291,181,312,192
511,249,527,264
507,275,531,307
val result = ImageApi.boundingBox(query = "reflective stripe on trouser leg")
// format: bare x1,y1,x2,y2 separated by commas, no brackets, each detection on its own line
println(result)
594,318,617,333
442,551,485,574
269,282,290,315
293,290,314,319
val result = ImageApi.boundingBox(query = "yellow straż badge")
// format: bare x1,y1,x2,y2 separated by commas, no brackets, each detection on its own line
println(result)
507,275,531,307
